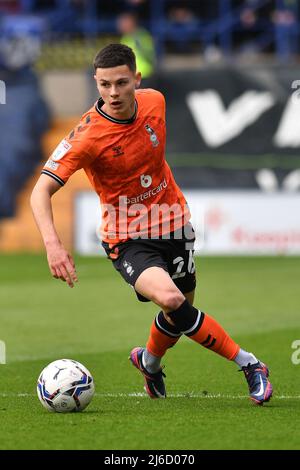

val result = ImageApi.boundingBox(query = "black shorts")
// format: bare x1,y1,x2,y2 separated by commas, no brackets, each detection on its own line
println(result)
102,224,196,302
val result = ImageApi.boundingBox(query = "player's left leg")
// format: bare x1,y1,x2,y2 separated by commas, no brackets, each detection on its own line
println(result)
133,266,272,404
164,295,272,404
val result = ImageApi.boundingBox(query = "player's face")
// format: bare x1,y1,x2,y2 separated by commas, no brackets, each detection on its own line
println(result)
94,65,141,120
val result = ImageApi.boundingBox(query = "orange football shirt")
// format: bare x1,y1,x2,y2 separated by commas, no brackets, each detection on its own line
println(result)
42,89,190,245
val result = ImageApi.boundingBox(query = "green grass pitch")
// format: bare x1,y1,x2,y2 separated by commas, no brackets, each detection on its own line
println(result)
0,254,299,450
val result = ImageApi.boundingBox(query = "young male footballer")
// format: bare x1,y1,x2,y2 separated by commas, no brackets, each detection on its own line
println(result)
31,44,273,405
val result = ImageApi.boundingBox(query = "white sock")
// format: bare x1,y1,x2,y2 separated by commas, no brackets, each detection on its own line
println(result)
234,349,259,368
142,348,161,373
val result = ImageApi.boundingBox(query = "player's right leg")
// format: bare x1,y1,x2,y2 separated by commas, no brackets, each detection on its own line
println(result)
129,267,185,398
102,241,183,398
129,347,167,398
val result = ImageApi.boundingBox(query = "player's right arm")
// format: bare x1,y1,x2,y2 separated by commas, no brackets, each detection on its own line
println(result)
30,174,78,288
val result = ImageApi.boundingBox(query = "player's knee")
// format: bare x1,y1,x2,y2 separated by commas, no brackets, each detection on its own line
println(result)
155,290,185,313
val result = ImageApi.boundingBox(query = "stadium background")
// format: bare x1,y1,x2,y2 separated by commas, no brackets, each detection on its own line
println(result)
1,0,300,254
0,0,300,451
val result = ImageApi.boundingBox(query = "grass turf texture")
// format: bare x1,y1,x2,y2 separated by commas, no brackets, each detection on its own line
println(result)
0,254,299,450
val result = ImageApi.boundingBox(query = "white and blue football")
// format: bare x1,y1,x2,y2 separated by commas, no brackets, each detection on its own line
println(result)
37,359,95,413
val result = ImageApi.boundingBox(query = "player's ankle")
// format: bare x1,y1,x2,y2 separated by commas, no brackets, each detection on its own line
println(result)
234,349,258,368
142,348,161,373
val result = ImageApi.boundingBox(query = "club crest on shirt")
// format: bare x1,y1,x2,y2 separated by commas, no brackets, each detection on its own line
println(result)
145,124,159,147
112,146,124,157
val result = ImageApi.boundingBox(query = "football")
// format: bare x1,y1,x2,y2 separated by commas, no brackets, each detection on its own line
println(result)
37,359,95,413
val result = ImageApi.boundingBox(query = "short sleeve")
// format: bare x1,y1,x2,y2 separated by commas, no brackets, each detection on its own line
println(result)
41,125,95,186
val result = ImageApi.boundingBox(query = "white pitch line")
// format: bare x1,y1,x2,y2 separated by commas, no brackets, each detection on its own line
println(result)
0,392,300,399
96,393,300,400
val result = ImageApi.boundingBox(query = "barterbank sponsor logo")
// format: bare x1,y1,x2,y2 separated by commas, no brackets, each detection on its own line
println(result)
91,175,205,248
126,178,167,204
140,174,152,188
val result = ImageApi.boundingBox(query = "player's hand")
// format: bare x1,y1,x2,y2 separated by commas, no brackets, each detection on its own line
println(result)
46,244,78,288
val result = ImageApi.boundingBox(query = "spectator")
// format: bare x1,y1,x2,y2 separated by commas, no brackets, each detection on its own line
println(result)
0,1,21,14
168,5,197,24
240,7,257,28
117,11,156,88
271,0,298,61
0,15,50,219
166,5,200,54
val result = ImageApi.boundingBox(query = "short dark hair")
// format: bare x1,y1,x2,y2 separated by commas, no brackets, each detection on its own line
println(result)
93,43,136,72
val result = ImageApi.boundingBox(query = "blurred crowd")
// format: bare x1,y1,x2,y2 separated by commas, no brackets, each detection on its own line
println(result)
0,1,299,59
0,0,300,219
0,10,50,219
